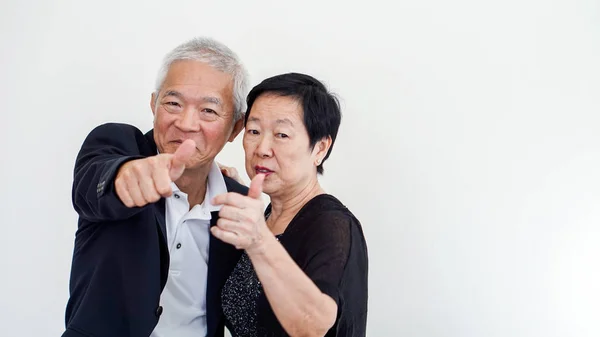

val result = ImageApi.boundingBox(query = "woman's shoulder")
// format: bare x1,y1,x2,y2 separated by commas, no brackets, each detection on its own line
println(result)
302,194,348,214
304,194,360,218
292,194,363,235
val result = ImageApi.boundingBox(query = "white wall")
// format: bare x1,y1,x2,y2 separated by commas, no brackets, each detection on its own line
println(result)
1,0,599,336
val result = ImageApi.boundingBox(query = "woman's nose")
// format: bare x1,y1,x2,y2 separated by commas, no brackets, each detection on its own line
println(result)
256,136,273,158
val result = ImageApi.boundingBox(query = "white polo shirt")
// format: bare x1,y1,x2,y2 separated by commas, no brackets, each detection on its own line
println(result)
150,162,226,337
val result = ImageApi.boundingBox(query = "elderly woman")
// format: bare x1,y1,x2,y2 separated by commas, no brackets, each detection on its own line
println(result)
211,73,368,336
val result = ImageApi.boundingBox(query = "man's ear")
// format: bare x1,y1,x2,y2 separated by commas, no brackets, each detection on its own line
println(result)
228,118,245,142
150,92,157,117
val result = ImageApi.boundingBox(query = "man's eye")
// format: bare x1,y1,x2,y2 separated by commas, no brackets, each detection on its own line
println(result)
165,102,180,107
202,108,217,114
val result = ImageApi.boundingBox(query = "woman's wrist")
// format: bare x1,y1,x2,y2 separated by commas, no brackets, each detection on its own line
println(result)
246,230,278,258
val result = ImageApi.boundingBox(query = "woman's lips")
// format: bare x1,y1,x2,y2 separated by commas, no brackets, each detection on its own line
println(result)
255,165,274,176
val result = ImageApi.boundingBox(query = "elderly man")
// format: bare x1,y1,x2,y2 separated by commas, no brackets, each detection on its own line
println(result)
63,37,249,337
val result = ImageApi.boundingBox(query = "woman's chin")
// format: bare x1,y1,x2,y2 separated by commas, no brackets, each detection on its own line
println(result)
260,180,279,196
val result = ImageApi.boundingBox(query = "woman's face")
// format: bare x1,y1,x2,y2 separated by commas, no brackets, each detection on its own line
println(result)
243,94,329,197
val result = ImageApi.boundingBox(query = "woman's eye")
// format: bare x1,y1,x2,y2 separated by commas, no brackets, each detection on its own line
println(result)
247,129,259,135
277,133,289,138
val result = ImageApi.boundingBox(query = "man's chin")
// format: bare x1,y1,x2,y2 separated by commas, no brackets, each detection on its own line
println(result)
184,158,214,171
157,143,177,155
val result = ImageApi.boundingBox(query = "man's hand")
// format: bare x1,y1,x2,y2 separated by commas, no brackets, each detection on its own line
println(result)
114,140,196,207
217,162,245,185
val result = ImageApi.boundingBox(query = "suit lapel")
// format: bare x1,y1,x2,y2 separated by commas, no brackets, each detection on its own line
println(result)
152,198,169,290
206,211,221,337
144,130,170,290
206,210,243,337
154,198,167,242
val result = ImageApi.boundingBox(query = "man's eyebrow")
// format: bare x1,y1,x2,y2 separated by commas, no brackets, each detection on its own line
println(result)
201,96,222,106
163,90,183,99
162,91,222,106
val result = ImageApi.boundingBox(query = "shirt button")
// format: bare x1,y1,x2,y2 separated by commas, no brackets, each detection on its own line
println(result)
155,306,163,317
174,194,180,199
176,243,182,249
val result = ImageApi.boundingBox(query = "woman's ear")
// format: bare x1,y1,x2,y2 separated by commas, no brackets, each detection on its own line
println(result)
314,136,332,163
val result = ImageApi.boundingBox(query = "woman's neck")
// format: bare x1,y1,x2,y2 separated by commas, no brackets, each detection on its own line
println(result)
267,178,325,235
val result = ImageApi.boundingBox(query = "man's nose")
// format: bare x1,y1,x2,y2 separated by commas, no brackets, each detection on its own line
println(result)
175,108,199,131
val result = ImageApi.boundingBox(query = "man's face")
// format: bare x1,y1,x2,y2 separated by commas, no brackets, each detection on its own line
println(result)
151,60,243,170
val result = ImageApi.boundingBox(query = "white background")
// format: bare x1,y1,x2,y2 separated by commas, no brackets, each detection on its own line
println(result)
1,0,599,336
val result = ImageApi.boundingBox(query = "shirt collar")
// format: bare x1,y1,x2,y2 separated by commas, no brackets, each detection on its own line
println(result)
170,161,227,213
156,148,227,212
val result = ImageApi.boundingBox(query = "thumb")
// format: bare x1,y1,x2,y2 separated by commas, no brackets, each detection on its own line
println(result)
248,173,265,199
169,139,196,180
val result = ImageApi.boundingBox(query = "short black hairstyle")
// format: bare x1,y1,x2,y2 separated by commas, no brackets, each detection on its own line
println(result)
244,73,342,174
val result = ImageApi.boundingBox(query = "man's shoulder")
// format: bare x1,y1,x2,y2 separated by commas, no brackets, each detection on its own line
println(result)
223,176,249,195
87,122,146,139
82,122,155,152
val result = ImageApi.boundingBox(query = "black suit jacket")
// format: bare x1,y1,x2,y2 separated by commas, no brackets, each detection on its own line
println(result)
63,123,245,337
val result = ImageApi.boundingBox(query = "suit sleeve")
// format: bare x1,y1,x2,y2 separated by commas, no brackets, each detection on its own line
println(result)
223,175,249,195
72,123,149,222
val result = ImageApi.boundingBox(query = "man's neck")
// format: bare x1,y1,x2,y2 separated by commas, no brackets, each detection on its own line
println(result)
174,164,212,209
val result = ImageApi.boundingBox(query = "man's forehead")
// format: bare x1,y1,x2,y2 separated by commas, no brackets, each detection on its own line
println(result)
157,60,235,106
165,60,232,82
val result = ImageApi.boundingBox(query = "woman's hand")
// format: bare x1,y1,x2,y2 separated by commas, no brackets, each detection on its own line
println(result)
211,174,270,254
213,174,339,336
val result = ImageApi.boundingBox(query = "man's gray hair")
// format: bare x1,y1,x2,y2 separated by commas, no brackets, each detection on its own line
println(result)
155,37,250,121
